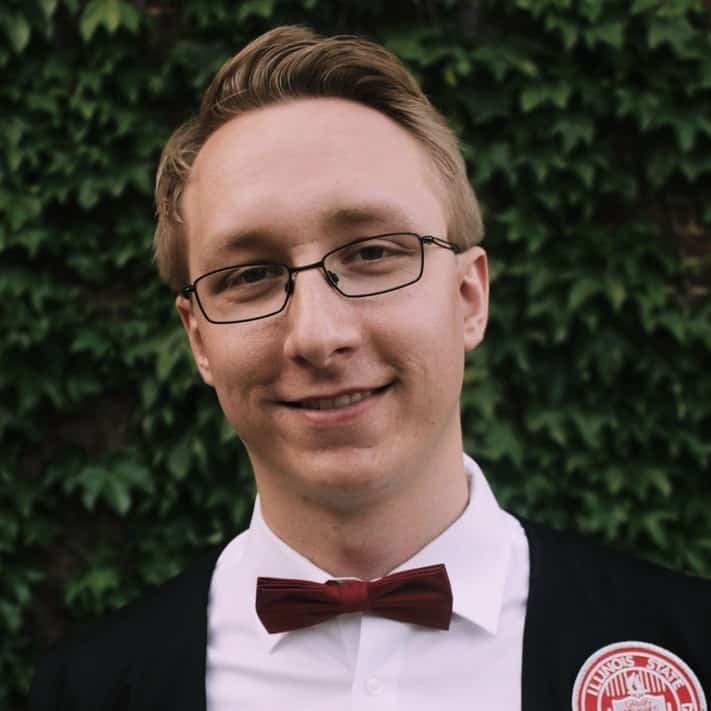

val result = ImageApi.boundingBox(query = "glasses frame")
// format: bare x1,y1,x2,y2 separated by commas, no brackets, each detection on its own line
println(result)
181,232,462,325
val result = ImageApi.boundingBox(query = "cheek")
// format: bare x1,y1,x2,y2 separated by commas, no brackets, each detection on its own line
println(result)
382,288,464,395
204,331,279,408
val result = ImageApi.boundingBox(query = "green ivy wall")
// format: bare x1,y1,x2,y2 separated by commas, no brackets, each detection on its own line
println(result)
1,0,710,706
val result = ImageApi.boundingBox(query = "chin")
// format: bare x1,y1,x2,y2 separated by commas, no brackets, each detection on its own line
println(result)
289,455,398,511
300,478,390,514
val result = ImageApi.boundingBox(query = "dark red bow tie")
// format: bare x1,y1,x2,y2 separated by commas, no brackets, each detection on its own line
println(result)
256,563,452,634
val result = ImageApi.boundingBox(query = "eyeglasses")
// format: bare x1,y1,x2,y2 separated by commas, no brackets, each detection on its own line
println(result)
181,232,462,324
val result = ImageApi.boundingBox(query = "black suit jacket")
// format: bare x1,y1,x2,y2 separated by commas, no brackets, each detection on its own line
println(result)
30,518,711,710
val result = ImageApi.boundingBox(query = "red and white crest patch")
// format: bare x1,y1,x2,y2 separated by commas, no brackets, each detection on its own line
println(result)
572,641,707,711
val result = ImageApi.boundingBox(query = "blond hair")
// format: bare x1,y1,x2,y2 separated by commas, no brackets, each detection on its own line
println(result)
154,25,483,291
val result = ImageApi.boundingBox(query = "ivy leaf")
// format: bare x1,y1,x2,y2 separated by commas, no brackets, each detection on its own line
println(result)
544,14,580,49
579,0,604,23
65,457,154,515
580,160,599,187
237,0,275,22
80,0,106,40
105,3,121,34
471,46,538,81
37,0,59,20
645,468,673,498
552,116,595,152
587,22,624,49
78,181,99,209
168,438,192,481
676,123,695,152
0,599,23,633
80,0,130,41
640,511,675,548
68,465,106,511
155,327,192,380
65,566,121,607
527,409,569,447
1,13,31,53
520,83,571,112
521,86,547,112
630,0,660,14
118,2,140,33
606,280,627,311
568,277,600,311
571,411,606,449
648,17,694,54
479,420,524,467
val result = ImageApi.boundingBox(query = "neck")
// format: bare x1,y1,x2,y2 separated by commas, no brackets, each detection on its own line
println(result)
255,444,469,580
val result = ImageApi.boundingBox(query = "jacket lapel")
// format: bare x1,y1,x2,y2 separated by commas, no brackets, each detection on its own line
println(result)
518,517,559,711
135,548,222,711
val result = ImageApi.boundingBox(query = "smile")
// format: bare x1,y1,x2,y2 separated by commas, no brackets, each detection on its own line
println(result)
285,384,391,411
299,390,373,410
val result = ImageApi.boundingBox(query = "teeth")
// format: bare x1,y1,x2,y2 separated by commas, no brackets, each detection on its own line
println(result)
301,390,373,410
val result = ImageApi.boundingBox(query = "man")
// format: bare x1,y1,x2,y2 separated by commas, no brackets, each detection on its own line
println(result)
31,25,710,711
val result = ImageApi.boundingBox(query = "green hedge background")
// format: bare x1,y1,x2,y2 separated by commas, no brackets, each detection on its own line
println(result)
2,0,710,705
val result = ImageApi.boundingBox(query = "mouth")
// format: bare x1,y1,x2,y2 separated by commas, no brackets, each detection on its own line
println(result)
283,383,392,411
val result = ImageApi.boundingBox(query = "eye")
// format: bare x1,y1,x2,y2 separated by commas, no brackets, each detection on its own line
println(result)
357,245,387,261
208,264,284,295
338,238,413,265
239,266,274,284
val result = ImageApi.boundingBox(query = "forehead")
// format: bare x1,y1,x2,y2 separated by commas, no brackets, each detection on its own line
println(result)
182,98,448,270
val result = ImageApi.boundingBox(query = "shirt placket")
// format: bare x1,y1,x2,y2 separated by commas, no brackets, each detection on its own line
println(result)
350,615,404,711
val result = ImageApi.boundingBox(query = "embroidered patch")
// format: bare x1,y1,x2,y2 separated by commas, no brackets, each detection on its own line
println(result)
572,641,707,711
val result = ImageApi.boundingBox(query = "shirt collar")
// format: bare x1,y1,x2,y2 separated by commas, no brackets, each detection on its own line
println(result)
244,496,334,652
392,454,513,636
242,453,513,651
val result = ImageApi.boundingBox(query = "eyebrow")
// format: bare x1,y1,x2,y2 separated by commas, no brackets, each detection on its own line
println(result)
210,201,416,257
321,203,414,230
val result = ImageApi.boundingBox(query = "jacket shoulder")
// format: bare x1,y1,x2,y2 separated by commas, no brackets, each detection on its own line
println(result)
516,517,711,709
30,547,222,711
519,516,711,606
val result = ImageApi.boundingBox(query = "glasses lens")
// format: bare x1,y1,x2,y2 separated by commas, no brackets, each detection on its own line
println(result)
325,233,423,296
195,264,289,322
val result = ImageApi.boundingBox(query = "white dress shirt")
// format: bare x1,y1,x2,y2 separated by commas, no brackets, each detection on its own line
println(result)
206,454,529,710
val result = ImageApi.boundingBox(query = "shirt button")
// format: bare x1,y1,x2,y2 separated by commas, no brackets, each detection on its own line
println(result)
365,676,383,696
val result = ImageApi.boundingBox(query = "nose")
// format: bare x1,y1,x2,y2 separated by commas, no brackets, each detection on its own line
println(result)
282,267,361,369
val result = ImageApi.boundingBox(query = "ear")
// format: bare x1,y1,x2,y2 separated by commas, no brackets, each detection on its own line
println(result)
457,246,489,352
176,294,215,386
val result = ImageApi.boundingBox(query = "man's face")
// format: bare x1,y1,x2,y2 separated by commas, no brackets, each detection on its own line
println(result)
177,97,488,512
